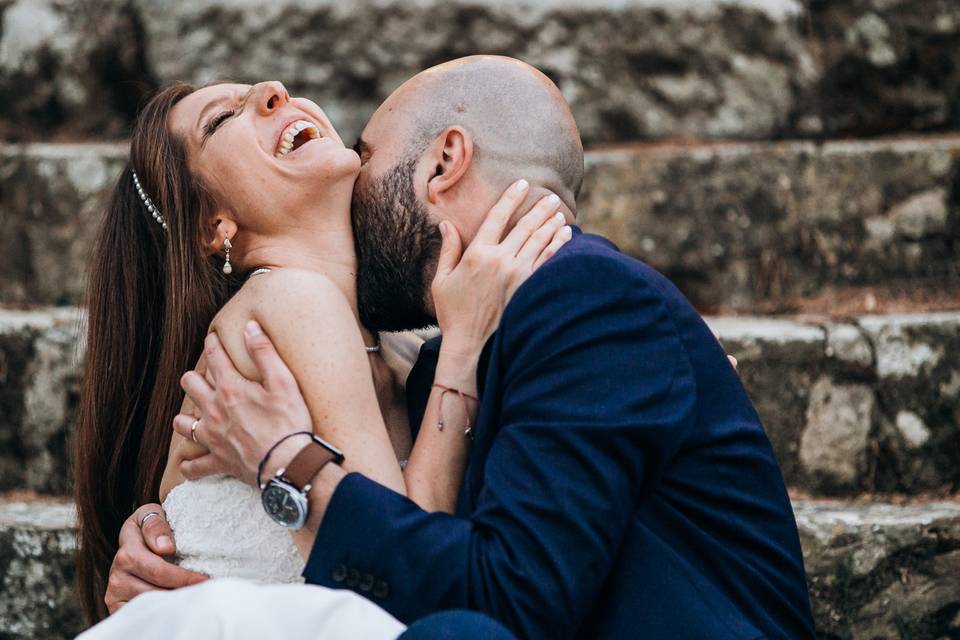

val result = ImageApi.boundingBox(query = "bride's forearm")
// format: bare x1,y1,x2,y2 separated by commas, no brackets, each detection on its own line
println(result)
401,343,481,514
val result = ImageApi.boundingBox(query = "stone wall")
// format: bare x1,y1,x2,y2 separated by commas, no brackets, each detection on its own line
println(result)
4,307,958,498
579,136,960,308
3,137,957,308
806,0,960,138
0,501,82,640
712,313,960,495
1,0,958,146
4,498,959,640
0,145,126,306
796,501,960,639
0,309,83,495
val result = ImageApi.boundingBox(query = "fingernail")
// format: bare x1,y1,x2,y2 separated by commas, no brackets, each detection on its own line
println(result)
438,221,448,237
157,536,172,551
245,320,262,337
561,225,573,238
547,193,560,205
514,179,529,192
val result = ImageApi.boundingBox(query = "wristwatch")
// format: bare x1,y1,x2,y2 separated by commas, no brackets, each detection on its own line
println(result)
261,434,344,530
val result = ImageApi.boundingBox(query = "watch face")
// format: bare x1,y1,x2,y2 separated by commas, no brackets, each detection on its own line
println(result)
261,480,307,529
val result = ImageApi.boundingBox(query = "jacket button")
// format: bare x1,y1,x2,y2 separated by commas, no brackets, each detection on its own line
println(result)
346,568,361,587
331,564,347,583
359,573,375,592
373,580,390,599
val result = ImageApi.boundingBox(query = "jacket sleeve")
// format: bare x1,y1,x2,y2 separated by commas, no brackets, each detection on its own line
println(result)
302,252,697,639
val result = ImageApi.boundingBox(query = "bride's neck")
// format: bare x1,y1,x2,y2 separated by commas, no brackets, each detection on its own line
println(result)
239,209,374,344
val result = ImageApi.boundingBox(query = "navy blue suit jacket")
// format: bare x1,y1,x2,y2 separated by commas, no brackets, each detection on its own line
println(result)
303,230,815,639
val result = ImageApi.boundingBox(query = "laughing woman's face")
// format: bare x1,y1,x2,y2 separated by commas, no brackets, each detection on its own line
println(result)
167,81,360,237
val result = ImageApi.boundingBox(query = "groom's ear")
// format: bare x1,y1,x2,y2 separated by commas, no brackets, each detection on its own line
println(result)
426,126,473,204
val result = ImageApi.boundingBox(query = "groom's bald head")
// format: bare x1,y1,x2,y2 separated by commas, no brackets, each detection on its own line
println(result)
356,56,584,213
350,56,583,331
398,56,584,202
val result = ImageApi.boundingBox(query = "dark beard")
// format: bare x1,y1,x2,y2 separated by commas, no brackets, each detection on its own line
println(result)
351,158,442,332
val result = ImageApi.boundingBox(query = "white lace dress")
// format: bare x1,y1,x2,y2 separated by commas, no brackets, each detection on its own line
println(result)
162,475,305,583
78,476,405,640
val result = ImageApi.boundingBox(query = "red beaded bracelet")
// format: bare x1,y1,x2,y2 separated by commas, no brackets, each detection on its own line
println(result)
432,383,479,438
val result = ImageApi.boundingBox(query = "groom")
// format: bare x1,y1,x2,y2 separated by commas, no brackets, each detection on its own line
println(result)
108,57,815,639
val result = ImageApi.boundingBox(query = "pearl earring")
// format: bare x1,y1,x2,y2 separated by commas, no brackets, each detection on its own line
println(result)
223,238,233,275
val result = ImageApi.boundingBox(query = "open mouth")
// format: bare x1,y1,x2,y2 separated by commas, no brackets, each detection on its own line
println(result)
275,119,321,158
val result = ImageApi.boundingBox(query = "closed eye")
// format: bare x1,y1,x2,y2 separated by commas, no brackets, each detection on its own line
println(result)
204,110,235,139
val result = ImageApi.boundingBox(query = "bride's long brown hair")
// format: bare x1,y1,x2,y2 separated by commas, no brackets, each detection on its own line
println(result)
74,83,238,622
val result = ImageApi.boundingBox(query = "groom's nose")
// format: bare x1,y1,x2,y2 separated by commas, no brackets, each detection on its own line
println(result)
252,81,290,115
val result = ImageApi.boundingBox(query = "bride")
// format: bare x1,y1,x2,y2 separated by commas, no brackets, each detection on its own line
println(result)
73,81,569,636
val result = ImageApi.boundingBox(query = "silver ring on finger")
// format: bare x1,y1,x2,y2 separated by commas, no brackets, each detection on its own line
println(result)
190,419,201,444
139,512,162,529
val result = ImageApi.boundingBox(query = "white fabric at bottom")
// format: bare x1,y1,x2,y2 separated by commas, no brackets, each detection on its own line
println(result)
76,578,406,640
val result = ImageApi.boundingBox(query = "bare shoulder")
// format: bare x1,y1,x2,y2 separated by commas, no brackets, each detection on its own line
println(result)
241,267,344,306
216,269,349,325
210,269,357,380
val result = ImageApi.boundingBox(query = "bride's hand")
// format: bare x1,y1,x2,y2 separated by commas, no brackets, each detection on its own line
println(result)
432,179,572,354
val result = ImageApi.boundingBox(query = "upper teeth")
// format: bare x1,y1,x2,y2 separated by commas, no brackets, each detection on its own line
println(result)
275,120,320,157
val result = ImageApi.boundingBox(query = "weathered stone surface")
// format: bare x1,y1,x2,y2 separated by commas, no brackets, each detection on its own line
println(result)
708,312,960,495
4,136,958,308
706,317,828,486
860,313,960,493
1,307,957,497
3,498,958,639
0,0,148,141
0,143,127,306
137,0,818,146
2,1,959,143
825,323,874,372
805,0,960,138
0,0,818,145
795,500,960,639
579,136,960,309
0,308,83,495
887,188,949,240
799,378,875,490
0,499,82,640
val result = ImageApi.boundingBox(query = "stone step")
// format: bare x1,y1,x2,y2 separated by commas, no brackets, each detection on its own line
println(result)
0,498,81,640
2,307,958,497
3,135,958,308
1,0,958,146
711,312,960,496
0,144,127,307
795,500,960,639
581,135,960,309
0,308,83,496
2,497,958,639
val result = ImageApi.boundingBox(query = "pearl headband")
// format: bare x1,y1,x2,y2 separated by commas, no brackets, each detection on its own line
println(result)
132,171,168,231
